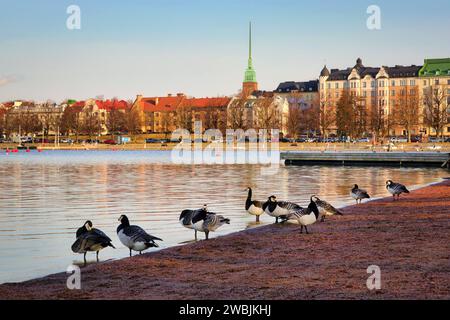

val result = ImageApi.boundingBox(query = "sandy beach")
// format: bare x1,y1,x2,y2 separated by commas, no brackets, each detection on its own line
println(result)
0,179,449,300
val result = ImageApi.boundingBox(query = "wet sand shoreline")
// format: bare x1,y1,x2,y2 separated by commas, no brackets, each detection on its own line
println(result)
0,179,449,300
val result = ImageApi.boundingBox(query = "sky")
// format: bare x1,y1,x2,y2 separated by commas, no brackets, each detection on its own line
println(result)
0,0,449,102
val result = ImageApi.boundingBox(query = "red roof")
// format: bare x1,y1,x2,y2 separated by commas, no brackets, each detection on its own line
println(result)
140,96,185,112
140,96,231,112
72,101,85,108
183,97,231,108
95,100,129,111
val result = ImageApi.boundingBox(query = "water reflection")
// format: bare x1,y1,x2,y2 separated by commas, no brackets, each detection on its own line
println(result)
0,150,447,283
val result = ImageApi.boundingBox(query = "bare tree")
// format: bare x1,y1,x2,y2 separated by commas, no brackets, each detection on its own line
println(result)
369,100,386,143
423,84,448,139
319,101,335,138
300,104,320,137
106,108,126,138
82,105,102,140
392,86,420,142
287,105,301,138
60,106,82,141
335,91,356,138
175,104,193,131
228,98,247,130
254,97,280,130
125,107,142,140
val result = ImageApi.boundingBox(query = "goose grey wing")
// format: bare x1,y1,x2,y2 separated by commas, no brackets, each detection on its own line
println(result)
278,201,302,212
92,228,112,242
252,200,263,208
393,183,409,193
71,232,107,253
316,199,342,215
285,207,308,220
356,189,370,198
71,237,84,253
127,226,162,243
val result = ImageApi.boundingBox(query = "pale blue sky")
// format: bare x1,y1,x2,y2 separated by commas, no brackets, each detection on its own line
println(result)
0,0,449,102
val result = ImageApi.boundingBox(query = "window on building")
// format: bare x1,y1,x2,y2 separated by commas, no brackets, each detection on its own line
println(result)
435,79,440,85
447,127,450,133
410,80,416,86
410,89,416,95
391,80,396,86
335,83,339,89
327,83,331,89
371,81,375,88
363,82,367,88
448,79,450,85
391,90,395,96
423,80,427,86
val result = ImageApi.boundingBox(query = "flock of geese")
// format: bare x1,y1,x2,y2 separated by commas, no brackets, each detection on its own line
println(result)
71,180,410,264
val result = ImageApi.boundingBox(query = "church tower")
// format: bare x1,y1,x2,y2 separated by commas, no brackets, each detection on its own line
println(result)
242,22,258,97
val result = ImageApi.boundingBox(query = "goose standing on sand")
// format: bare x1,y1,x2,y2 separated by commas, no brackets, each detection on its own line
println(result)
191,209,230,240
282,197,320,234
71,220,115,265
245,187,264,222
351,184,371,204
117,215,163,257
179,204,208,240
311,196,343,222
386,180,410,201
263,195,302,224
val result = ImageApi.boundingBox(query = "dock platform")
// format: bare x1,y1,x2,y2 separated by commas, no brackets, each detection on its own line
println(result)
282,151,450,168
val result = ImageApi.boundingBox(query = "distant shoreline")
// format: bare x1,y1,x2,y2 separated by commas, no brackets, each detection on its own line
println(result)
1,142,450,152
1,179,449,299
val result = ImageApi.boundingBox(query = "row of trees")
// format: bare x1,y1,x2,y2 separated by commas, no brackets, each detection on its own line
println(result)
0,104,142,141
318,85,449,142
1,87,448,142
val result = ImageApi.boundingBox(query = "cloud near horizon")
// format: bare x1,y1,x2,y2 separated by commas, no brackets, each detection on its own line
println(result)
0,75,18,87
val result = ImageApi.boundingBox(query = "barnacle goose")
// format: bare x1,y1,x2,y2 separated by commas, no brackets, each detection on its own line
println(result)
263,195,301,223
386,180,410,200
245,187,264,222
311,195,343,222
71,220,115,265
191,209,230,240
281,197,320,234
179,204,208,240
117,215,162,257
351,184,371,204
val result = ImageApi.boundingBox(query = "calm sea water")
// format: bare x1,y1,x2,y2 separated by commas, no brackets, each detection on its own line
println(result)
0,150,447,283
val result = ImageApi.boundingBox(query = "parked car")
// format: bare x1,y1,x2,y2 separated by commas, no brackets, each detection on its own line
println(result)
390,136,408,143
34,138,50,143
20,136,33,143
445,137,450,143
85,139,100,144
428,137,445,143
60,138,73,144
145,138,161,143
103,139,117,145
410,136,422,143
356,137,371,143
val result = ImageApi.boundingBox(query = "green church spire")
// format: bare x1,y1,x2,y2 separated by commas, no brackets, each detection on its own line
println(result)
244,21,257,83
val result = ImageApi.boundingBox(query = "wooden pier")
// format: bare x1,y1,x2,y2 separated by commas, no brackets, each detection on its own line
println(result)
282,151,450,168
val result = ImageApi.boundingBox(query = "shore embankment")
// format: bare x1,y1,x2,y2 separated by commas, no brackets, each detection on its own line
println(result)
0,180,449,300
